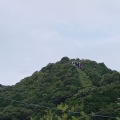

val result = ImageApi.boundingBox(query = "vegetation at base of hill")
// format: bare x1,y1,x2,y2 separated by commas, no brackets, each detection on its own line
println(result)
0,57,120,120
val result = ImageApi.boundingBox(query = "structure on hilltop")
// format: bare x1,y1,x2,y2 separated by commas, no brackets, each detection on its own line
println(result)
72,61,83,69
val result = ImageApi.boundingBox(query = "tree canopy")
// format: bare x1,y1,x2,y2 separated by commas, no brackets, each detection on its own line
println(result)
0,57,120,120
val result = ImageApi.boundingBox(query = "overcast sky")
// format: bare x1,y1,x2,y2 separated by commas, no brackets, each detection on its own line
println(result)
0,0,120,85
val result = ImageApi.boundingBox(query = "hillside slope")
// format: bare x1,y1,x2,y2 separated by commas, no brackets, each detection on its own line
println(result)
0,57,120,120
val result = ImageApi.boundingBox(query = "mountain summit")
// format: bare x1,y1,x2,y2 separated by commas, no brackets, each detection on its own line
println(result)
0,57,120,120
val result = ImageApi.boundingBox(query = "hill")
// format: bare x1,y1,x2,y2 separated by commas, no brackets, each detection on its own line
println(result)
0,57,120,120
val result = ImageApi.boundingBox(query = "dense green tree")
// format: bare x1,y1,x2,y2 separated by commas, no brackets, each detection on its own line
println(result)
0,57,120,119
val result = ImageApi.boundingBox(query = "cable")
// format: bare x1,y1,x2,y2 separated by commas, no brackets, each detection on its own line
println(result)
0,96,118,119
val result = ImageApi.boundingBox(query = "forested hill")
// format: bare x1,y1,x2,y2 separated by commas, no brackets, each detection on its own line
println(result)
0,57,120,120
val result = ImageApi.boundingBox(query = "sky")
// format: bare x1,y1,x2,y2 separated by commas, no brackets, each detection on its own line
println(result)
0,0,120,85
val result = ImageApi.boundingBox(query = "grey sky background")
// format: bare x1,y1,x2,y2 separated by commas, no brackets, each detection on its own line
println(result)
0,0,120,85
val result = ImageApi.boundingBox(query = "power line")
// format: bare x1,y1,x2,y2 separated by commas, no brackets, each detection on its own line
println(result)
0,96,118,119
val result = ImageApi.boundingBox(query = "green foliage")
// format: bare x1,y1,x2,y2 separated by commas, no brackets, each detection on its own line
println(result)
0,57,120,119
116,117,120,120
61,57,70,62
36,104,91,120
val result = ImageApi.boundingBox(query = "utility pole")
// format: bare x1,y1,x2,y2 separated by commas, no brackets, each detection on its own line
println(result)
116,98,120,120
117,98,120,111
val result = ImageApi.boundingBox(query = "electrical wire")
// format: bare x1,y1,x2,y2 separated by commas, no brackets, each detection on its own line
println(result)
0,96,118,119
